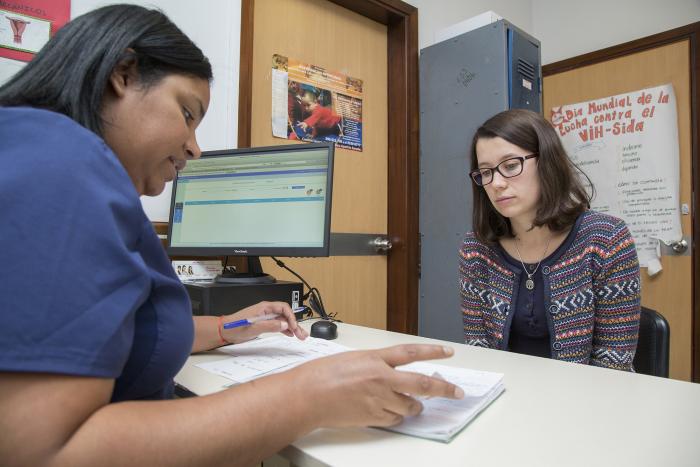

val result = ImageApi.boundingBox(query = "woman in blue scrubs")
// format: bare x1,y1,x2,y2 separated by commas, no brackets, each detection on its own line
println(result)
0,5,462,466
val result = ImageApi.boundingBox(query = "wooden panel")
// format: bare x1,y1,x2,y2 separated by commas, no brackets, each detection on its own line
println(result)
251,0,388,329
386,9,419,334
237,0,255,147
261,256,387,329
543,41,692,381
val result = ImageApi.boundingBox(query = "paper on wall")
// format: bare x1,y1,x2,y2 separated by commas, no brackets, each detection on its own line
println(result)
552,84,682,273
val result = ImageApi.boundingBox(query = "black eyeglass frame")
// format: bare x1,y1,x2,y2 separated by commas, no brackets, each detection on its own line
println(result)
470,153,539,186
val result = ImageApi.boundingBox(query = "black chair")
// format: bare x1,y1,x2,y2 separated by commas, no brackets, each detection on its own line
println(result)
633,307,670,377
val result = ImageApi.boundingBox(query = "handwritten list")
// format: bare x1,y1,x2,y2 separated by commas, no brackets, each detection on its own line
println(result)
552,84,682,272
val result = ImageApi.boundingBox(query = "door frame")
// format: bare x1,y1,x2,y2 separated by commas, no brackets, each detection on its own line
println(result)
542,22,700,382
237,0,420,334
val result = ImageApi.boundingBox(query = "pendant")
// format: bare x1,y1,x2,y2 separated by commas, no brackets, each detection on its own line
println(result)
526,278,535,290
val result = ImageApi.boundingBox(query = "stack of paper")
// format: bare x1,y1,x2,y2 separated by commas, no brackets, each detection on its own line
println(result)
391,361,505,442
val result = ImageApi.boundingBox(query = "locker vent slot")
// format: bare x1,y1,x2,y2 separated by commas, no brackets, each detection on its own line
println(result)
517,58,535,80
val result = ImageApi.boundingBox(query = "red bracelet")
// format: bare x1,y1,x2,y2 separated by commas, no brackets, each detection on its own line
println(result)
217,315,228,345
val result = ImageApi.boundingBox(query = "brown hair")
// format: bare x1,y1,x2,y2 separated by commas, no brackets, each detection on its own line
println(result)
470,109,591,243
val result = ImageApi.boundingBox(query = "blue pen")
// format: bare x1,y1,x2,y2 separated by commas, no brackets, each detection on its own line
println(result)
223,308,307,330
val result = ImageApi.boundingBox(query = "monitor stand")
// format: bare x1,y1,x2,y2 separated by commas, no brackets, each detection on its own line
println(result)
215,256,276,284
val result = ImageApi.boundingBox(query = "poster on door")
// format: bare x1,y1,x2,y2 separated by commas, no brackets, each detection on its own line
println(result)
551,83,682,272
271,54,363,151
0,1,70,62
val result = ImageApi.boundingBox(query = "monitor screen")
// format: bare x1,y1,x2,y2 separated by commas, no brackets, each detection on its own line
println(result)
167,142,334,257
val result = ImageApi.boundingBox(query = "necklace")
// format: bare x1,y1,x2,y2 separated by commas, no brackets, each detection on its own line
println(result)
513,235,552,290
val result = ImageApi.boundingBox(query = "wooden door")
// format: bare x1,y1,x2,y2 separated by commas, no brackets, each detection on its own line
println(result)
244,0,389,329
543,38,694,381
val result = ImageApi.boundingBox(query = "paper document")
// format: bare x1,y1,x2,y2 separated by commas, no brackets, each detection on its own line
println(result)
196,335,351,384
391,361,505,442
196,335,504,442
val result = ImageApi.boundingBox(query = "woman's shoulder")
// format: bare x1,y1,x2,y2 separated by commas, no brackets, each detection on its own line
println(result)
461,232,497,260
1,106,142,219
576,210,634,253
2,106,131,185
460,232,514,278
462,231,486,249
1,106,93,138
579,210,629,234
1,107,111,164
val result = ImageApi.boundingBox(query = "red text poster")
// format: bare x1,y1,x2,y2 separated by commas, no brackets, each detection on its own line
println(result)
552,84,681,271
0,0,70,62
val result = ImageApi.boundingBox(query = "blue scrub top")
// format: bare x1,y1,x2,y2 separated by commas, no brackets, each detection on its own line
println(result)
0,107,194,401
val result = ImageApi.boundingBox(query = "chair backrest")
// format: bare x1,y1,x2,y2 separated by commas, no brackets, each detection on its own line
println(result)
633,307,670,377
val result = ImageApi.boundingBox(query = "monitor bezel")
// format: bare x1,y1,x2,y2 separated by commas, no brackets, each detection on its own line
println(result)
166,142,334,257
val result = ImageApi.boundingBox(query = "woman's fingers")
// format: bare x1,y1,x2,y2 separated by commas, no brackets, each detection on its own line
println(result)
377,392,424,422
292,325,308,339
293,347,464,429
375,344,455,368
370,345,463,399
252,318,289,334
226,301,307,341
375,410,404,427
256,302,302,336
388,369,464,400
253,318,307,339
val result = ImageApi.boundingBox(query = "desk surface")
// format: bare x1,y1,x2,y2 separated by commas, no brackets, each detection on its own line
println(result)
176,321,700,467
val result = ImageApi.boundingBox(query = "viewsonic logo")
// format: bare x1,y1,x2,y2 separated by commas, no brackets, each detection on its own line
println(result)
233,249,248,254
7,17,30,44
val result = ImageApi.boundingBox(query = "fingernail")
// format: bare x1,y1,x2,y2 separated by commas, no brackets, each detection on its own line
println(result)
443,346,454,356
454,387,465,398
280,321,289,331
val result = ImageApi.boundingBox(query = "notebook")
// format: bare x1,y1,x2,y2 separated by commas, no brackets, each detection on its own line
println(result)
391,361,505,442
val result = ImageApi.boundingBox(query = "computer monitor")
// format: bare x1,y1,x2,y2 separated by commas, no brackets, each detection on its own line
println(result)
167,142,334,283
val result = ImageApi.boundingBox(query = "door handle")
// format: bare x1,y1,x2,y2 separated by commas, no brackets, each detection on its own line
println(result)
329,233,393,256
671,239,688,254
371,236,393,253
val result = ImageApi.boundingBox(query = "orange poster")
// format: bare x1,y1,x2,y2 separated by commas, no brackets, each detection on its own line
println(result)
271,54,363,152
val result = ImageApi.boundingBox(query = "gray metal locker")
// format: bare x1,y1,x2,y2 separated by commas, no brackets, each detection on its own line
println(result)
418,20,542,343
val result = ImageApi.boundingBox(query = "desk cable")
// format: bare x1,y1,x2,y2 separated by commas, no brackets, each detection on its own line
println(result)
270,256,339,321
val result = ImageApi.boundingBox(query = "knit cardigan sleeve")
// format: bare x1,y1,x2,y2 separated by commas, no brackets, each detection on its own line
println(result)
459,236,490,348
590,219,641,371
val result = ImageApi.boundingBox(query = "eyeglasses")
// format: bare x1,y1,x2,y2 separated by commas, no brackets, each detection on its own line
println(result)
470,154,539,186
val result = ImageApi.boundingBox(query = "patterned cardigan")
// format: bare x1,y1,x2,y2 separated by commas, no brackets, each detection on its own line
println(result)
459,211,641,371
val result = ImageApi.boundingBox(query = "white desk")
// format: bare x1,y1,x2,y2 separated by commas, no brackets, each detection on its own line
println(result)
176,322,700,467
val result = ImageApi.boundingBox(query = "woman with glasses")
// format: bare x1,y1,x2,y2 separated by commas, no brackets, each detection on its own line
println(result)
460,109,641,370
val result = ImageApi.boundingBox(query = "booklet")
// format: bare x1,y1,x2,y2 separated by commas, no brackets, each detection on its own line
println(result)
196,335,504,442
391,361,505,442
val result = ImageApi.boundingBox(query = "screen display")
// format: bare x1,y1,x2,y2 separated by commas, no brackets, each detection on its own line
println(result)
168,144,333,256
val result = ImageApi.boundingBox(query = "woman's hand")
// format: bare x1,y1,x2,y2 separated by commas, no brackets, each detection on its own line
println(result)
221,301,308,344
286,344,465,428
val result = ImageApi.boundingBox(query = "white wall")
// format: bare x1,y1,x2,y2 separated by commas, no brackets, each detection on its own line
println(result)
407,0,700,64
405,0,533,51
72,0,241,221
533,0,700,64
0,57,23,84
